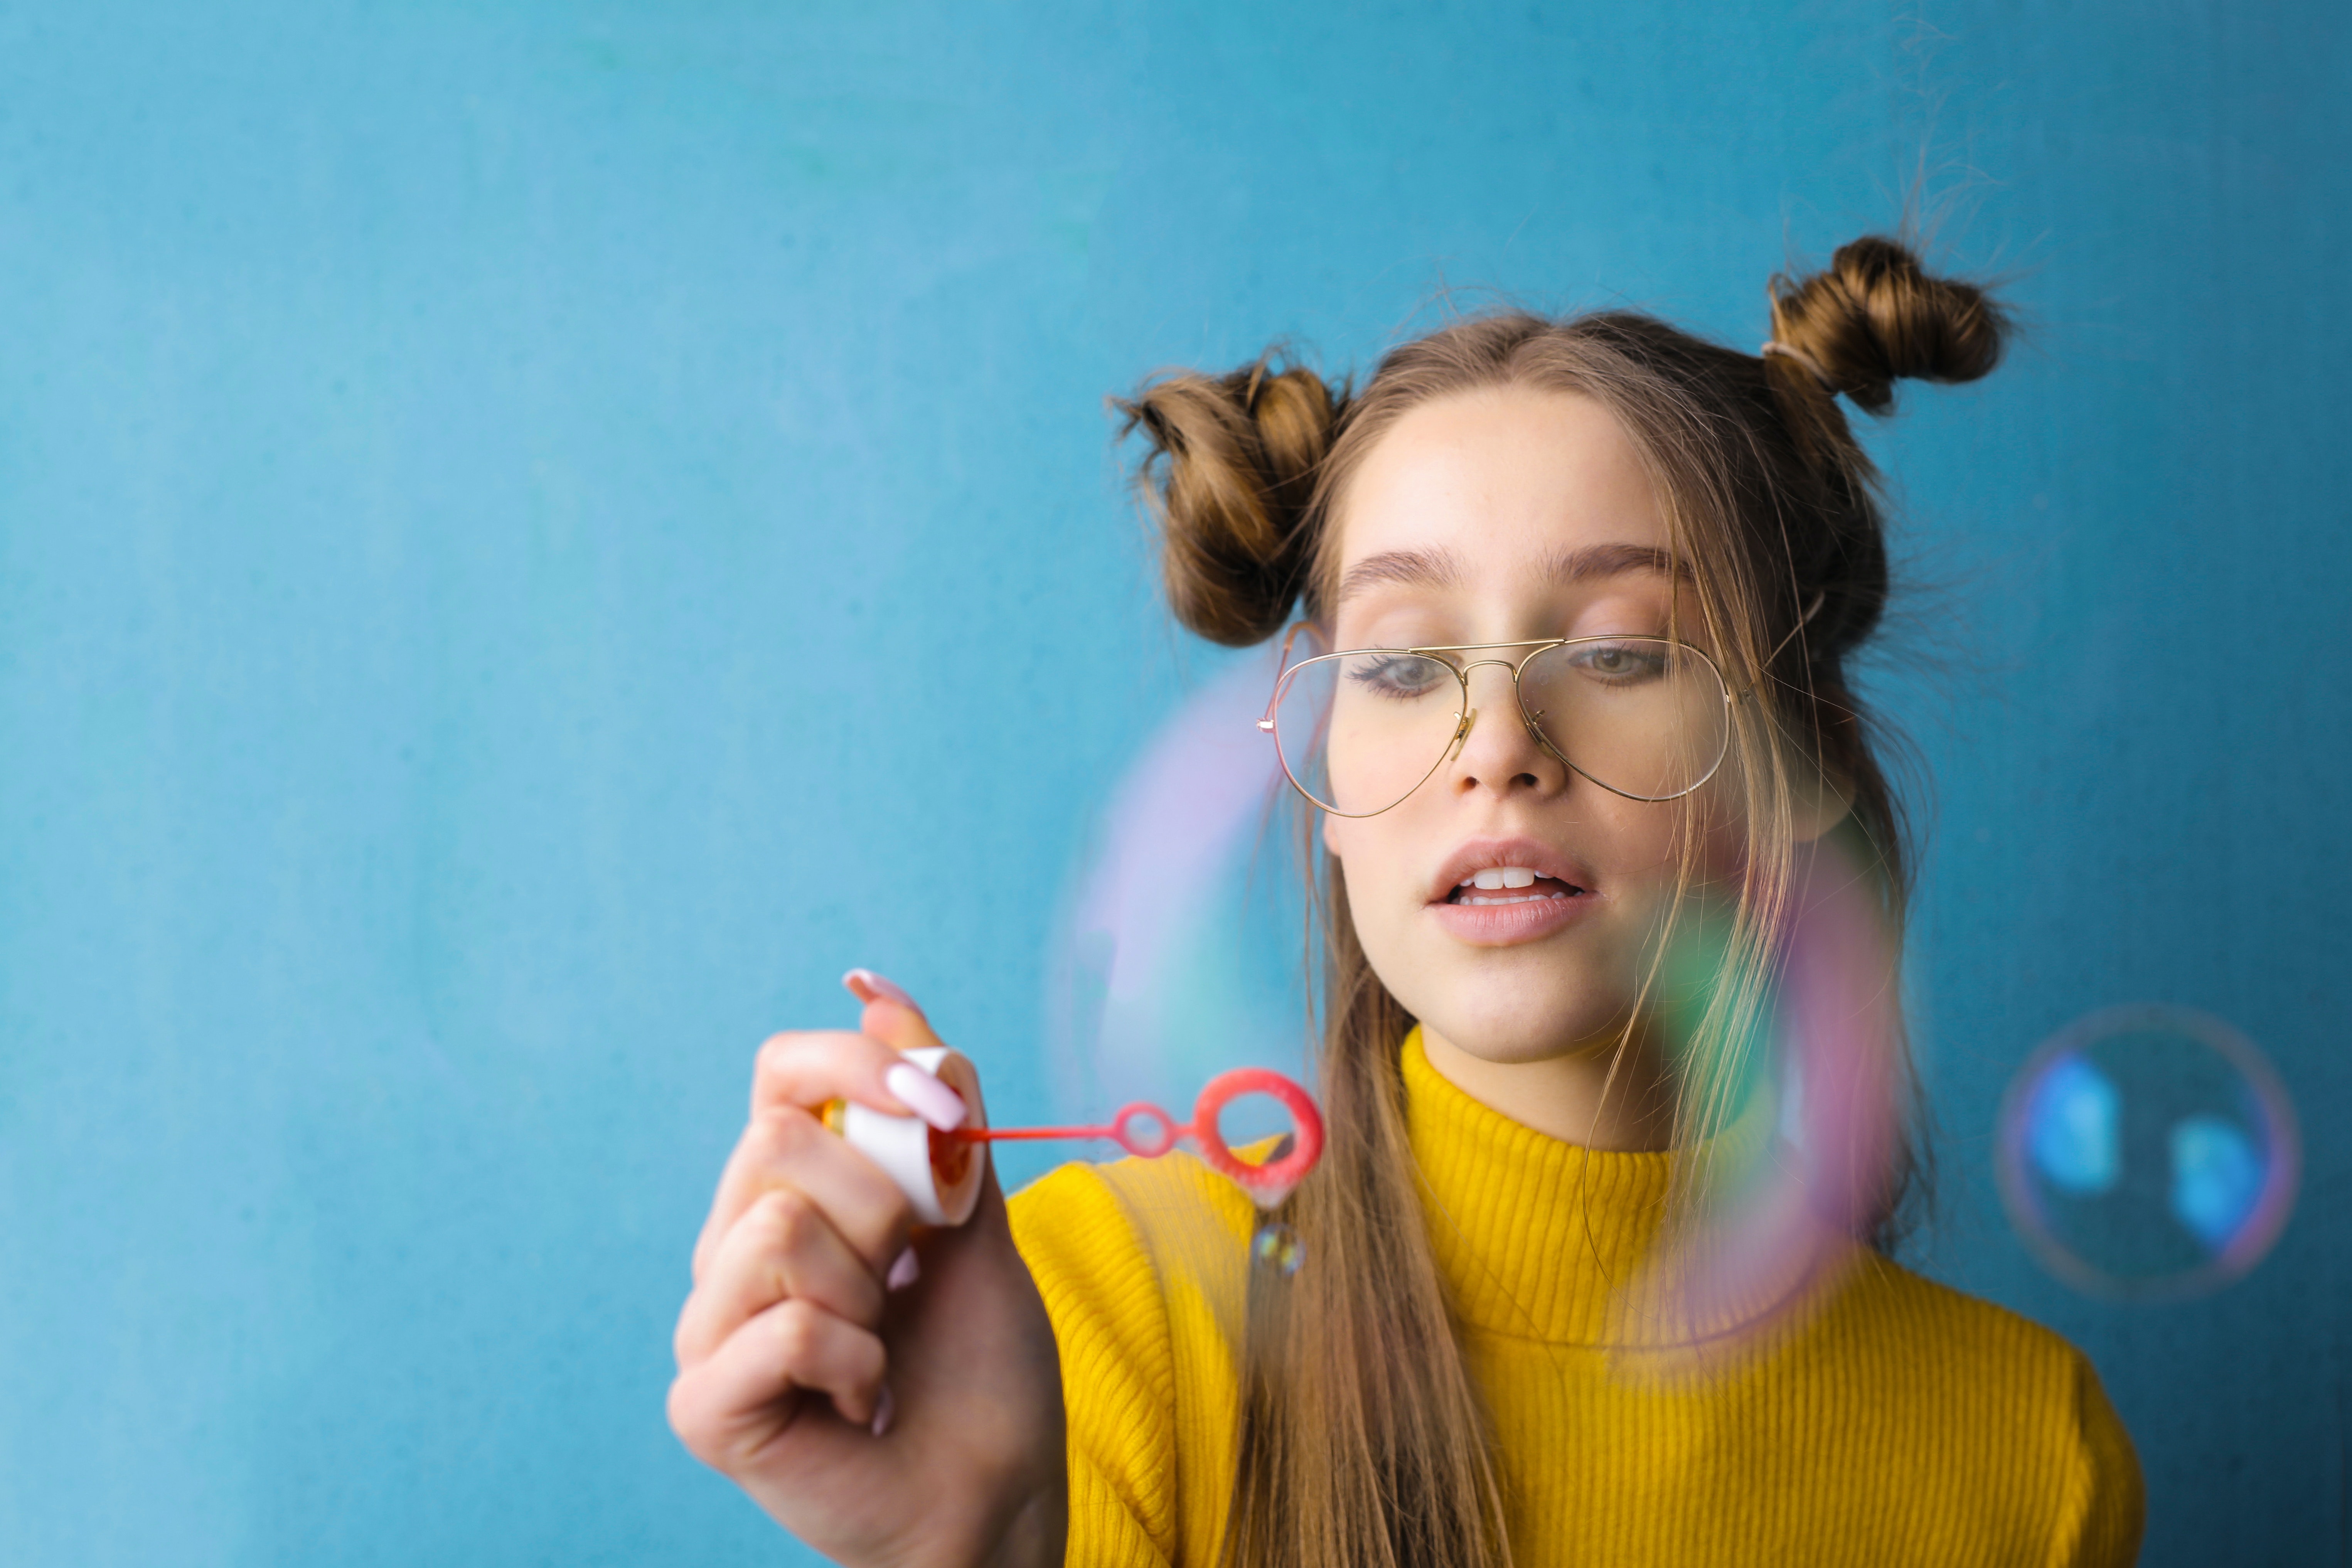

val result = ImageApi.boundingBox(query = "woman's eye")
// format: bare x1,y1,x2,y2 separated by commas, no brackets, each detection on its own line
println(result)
1568,642,1668,682
1347,654,1450,699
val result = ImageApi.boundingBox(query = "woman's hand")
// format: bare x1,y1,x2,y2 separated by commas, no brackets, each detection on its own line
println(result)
668,978,1068,1566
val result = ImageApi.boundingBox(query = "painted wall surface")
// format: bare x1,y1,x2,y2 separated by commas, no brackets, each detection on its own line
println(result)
0,3,2343,1563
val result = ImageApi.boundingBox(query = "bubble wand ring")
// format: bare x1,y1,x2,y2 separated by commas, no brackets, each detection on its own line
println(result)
960,1067,1324,1205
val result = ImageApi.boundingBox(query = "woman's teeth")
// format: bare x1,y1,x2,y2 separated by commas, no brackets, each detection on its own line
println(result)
1452,867,1577,905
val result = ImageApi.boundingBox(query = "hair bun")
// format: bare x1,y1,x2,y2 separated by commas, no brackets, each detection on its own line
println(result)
1767,236,2007,414
1116,355,1343,646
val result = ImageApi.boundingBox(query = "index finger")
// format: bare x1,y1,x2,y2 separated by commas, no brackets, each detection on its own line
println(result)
750,1006,964,1131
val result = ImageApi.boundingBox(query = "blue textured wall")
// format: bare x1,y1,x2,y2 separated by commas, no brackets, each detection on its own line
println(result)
1,3,2343,1563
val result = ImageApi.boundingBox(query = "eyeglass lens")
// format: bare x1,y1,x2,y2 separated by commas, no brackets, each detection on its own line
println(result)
1270,640,1729,816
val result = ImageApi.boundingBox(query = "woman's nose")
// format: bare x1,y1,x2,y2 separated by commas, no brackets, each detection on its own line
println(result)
1447,662,1567,796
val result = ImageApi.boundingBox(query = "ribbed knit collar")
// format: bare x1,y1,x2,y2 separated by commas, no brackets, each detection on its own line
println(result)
1400,1027,1824,1348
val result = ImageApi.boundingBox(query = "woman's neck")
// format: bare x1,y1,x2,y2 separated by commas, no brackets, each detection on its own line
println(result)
1416,1022,1678,1152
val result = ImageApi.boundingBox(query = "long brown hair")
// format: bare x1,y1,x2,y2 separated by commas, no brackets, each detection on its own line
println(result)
1115,236,2007,1568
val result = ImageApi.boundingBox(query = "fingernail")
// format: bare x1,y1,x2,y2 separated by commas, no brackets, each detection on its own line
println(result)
886,1245,920,1291
869,1383,895,1438
885,1061,967,1131
842,968,923,1014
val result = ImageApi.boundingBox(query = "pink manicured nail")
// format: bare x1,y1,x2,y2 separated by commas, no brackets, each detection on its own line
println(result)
869,1383,895,1438
842,968,923,1013
885,1062,967,1131
886,1245,920,1291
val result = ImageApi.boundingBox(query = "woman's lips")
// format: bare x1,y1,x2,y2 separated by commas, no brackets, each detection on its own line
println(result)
1427,882,1596,946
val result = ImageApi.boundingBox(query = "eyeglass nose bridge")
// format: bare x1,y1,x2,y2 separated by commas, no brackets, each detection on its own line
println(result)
1441,657,1553,762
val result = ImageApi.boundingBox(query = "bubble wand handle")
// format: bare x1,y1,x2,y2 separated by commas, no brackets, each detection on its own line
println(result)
955,1067,1324,1205
957,1124,1118,1143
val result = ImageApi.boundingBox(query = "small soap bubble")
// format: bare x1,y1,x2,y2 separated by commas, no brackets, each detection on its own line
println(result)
1250,1221,1304,1277
1996,1005,2298,1302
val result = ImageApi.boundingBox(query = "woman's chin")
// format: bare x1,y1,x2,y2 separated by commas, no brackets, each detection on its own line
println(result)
1413,969,1638,1066
1418,1007,1634,1069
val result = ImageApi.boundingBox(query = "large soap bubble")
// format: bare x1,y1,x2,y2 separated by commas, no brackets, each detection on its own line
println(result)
1044,648,1307,1131
1996,1004,2299,1302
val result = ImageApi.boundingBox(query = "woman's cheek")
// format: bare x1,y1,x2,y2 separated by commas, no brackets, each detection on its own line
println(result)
1321,808,1419,905
1585,796,1683,884
1585,803,1706,963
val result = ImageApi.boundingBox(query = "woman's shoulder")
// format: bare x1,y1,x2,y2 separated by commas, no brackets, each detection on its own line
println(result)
1802,1252,2146,1564
1827,1252,2106,1391
1006,1149,1264,1368
1007,1149,1259,1311
1009,1139,1269,1257
1810,1250,2119,1423
1006,1154,1260,1566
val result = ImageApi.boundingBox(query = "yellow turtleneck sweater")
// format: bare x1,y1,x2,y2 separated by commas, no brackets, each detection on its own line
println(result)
1005,1031,2145,1566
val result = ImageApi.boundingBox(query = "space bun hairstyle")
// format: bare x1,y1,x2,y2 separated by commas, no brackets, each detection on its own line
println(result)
1765,234,2008,415
1113,357,1347,646
1114,238,2008,1568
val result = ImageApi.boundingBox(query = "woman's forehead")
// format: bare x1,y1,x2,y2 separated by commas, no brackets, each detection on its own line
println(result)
1332,387,1670,594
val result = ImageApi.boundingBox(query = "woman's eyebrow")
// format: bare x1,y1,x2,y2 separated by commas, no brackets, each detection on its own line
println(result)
1334,546,1467,605
1337,542,1681,605
1539,542,1683,584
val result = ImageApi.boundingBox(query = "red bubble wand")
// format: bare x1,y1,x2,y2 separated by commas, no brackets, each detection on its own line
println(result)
841,970,1324,1212
954,1067,1324,1207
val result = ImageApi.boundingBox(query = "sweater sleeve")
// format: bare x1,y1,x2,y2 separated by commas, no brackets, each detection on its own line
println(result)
1007,1162,1179,1568
2046,1350,2146,1568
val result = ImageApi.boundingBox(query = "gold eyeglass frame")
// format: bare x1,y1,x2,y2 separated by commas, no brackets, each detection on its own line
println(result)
1255,625,1739,818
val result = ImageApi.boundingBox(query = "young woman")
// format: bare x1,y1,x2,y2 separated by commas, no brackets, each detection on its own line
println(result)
667,236,2146,1568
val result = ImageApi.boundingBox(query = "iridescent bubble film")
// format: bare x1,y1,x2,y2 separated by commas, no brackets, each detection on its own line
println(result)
1632,832,1908,1350
1996,1005,2299,1302
1045,649,1307,1130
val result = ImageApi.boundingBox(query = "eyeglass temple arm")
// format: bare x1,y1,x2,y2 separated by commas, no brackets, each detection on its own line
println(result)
1259,624,1321,730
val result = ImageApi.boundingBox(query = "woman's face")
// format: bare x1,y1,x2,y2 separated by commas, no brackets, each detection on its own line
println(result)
1319,385,1723,1068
